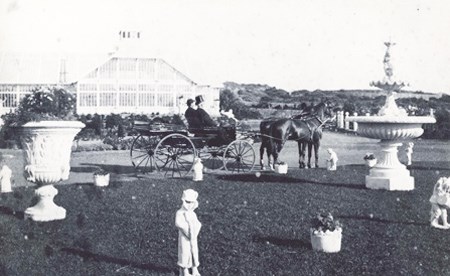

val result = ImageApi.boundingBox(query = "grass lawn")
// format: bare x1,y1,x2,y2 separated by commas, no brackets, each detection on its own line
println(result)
0,132,449,275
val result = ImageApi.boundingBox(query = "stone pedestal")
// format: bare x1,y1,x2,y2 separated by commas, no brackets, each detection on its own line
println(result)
24,185,66,221
365,141,414,191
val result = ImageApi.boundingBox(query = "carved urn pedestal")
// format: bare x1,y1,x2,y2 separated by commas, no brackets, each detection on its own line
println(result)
19,121,84,221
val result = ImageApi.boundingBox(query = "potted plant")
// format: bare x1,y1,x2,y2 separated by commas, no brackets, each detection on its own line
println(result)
310,212,343,253
274,161,288,174
93,168,110,187
3,86,85,221
363,153,377,168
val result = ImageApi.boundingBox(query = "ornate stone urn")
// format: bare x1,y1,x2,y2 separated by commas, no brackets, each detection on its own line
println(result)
346,42,435,191
19,121,84,221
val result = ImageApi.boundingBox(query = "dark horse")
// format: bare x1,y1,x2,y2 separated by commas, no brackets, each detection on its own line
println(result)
260,102,333,169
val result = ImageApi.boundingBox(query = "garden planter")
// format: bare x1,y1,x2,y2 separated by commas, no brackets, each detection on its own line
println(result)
310,228,342,253
365,159,377,168
275,163,288,174
19,121,84,221
94,173,110,187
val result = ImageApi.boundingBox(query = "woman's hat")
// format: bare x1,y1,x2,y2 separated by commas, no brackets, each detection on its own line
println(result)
182,189,198,202
195,95,204,105
186,99,194,106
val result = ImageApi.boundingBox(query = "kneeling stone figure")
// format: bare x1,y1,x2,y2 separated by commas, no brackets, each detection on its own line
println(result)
430,177,450,229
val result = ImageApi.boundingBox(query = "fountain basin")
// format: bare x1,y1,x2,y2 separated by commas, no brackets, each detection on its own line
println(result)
346,116,436,140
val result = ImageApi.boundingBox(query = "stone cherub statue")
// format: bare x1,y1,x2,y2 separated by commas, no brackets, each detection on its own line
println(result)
405,142,414,166
175,189,202,276
326,148,338,171
429,177,450,229
0,154,12,193
192,158,203,182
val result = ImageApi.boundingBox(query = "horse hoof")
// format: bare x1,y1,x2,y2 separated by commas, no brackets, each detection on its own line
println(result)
315,165,319,168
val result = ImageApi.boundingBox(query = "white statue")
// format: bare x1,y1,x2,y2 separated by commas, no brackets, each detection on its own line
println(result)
176,189,202,276
0,164,12,193
193,158,203,182
326,148,338,171
429,177,450,229
405,142,414,166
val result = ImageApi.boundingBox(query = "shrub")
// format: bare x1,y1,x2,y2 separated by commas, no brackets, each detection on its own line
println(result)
363,153,376,160
0,86,77,148
311,212,342,233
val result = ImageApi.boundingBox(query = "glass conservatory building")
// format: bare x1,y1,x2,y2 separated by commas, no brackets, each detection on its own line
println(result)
0,51,220,116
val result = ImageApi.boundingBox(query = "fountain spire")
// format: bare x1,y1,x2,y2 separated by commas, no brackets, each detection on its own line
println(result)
370,41,407,116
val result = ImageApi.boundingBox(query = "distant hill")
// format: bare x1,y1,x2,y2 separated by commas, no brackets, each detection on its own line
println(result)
222,82,441,107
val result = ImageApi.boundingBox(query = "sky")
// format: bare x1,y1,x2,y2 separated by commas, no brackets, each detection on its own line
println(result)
1,0,450,93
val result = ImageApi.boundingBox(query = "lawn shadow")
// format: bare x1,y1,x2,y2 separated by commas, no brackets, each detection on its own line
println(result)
252,235,311,249
61,247,175,274
0,206,24,219
217,173,298,183
75,163,137,174
217,173,366,190
409,161,450,172
340,215,428,227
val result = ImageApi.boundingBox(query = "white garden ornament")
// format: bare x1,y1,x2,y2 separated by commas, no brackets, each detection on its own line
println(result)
193,158,203,181
175,189,202,276
310,213,342,253
326,148,338,171
405,142,414,166
93,169,110,187
0,164,12,193
429,177,450,229
20,121,84,222
275,162,288,174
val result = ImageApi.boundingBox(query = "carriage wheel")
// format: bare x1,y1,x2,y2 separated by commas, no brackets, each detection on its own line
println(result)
223,140,255,173
154,134,196,178
130,135,160,173
198,146,225,171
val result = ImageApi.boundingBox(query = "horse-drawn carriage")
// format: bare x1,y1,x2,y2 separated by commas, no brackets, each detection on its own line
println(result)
130,121,256,177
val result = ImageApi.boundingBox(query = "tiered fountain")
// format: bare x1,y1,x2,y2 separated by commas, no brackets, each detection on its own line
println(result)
347,42,436,191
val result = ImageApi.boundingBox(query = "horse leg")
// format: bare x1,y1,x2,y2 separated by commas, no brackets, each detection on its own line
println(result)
298,141,305,168
314,141,320,168
272,143,279,170
307,142,313,169
259,142,265,170
267,147,274,170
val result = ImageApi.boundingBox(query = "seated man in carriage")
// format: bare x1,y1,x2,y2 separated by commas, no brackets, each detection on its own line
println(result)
184,99,202,128
184,96,234,145
195,95,218,128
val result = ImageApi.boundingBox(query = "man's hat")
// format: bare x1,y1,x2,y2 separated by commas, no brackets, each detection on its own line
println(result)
195,95,204,105
182,189,198,202
186,99,194,106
